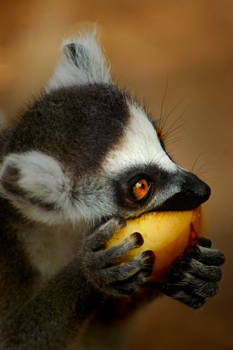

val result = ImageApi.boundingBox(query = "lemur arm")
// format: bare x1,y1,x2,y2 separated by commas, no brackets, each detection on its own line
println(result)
1,259,100,350
0,152,154,349
0,217,154,350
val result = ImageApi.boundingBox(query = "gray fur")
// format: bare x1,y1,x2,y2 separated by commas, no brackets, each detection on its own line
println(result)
162,239,225,308
0,33,225,349
47,32,111,91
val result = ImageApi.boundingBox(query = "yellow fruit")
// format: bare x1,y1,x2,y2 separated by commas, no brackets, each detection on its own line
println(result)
107,207,202,282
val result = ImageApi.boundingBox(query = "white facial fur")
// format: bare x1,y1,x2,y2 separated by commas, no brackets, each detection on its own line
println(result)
102,103,181,213
103,103,177,174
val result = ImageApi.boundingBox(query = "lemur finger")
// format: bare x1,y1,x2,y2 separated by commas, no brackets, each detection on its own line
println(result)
97,250,154,284
188,259,222,281
110,270,152,295
162,285,205,309
87,217,126,251
95,232,144,268
198,246,225,266
166,272,219,298
185,245,225,266
198,237,212,248
168,258,222,282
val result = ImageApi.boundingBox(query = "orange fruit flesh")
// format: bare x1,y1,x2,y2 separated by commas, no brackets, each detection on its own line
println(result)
107,207,202,282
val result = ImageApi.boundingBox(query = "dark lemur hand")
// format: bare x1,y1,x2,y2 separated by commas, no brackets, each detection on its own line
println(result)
1,217,154,350
161,237,225,308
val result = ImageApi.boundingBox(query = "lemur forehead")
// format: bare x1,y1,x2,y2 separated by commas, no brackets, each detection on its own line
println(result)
102,103,177,175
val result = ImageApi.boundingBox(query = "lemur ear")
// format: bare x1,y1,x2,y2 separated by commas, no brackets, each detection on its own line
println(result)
0,152,76,224
46,32,111,92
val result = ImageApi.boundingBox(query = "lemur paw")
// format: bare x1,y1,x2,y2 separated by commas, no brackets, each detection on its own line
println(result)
161,237,225,308
81,217,155,296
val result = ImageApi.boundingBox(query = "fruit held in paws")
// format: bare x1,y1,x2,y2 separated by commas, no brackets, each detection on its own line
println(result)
107,207,202,282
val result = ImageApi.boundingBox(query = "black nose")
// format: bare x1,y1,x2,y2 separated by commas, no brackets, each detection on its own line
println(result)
157,171,211,211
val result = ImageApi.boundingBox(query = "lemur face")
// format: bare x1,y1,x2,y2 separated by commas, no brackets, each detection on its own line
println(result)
102,101,210,219
0,33,210,226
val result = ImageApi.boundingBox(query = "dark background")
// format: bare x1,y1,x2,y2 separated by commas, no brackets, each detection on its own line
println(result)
0,1,232,349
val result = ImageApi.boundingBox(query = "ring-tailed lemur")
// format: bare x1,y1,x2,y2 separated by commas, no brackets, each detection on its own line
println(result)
0,33,224,350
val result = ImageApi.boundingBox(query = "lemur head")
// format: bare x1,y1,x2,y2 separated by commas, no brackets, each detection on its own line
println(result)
0,33,210,226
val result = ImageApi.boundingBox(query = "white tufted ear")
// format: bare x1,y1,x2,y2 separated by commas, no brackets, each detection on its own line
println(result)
0,151,76,224
46,32,111,92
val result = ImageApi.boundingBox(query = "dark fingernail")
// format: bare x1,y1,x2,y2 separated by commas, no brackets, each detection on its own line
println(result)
142,250,155,267
214,268,222,281
216,252,225,265
143,268,153,278
185,246,200,259
198,237,212,248
166,269,183,283
192,297,206,309
206,283,219,298
131,232,144,247
161,283,178,296
173,257,190,270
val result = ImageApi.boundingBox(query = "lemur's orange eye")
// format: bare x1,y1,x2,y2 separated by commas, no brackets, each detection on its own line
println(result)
132,179,150,201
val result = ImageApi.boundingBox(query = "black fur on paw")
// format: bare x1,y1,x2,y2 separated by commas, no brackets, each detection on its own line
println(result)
81,220,156,297
162,285,206,309
198,237,212,248
141,250,155,270
161,243,225,306
131,232,144,247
